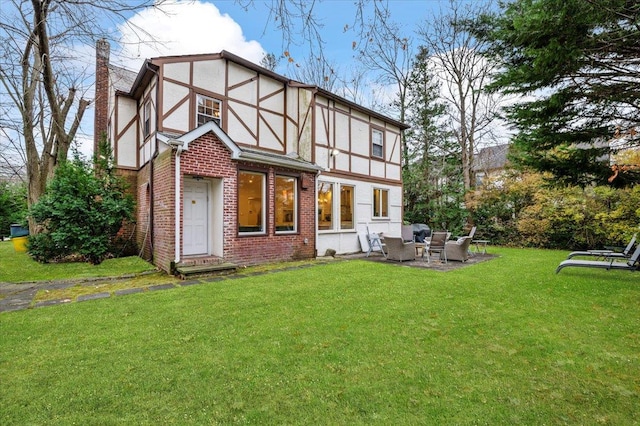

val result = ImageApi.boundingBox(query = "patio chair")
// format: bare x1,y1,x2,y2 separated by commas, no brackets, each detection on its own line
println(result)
566,234,636,260
426,231,448,263
365,225,387,258
445,236,473,262
384,236,416,262
555,244,640,274
455,226,476,240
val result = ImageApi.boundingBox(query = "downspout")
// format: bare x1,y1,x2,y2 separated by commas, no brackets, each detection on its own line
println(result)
314,169,321,257
168,139,184,265
146,61,160,260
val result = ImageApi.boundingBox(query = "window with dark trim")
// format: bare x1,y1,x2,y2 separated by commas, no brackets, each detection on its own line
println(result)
238,171,265,234
372,128,384,158
143,100,151,138
275,175,297,233
197,94,221,127
373,188,389,218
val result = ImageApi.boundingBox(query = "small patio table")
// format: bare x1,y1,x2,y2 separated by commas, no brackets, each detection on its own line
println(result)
473,240,489,254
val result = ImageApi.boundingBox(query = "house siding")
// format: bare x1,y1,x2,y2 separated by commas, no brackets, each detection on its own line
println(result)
95,42,407,272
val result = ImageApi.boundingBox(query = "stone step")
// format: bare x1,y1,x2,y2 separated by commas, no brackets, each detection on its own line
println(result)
175,262,238,279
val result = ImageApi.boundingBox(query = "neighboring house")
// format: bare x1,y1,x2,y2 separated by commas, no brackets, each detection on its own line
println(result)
94,40,408,273
473,144,510,187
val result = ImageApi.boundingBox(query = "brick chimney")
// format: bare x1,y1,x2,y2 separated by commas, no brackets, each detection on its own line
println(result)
94,39,110,154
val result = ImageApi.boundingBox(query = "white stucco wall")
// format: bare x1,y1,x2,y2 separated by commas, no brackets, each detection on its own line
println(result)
316,175,402,256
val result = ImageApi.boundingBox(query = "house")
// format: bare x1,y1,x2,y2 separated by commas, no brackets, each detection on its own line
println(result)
94,40,408,273
473,144,510,187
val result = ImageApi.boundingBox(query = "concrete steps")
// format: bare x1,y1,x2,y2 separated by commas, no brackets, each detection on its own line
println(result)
175,261,237,279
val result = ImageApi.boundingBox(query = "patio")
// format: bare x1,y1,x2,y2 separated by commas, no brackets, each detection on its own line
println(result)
340,250,497,271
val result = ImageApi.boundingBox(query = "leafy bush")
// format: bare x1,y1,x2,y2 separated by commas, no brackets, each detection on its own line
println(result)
29,148,134,264
467,171,639,250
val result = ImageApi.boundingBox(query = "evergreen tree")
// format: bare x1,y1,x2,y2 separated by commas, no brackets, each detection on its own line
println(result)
29,140,134,264
472,0,640,186
403,46,464,231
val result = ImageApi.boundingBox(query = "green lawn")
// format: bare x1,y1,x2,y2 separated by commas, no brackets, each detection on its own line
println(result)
1,247,639,424
0,240,156,283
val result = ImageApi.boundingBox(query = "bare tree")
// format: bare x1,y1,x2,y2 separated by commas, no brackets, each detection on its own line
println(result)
419,0,505,190
0,0,162,231
291,55,340,92
356,1,414,167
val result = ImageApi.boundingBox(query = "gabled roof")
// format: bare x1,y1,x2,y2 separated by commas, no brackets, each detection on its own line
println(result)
109,64,138,94
157,121,324,173
122,50,408,130
473,144,510,172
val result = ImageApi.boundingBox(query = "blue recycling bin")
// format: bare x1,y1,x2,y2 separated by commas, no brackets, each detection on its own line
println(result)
10,224,29,238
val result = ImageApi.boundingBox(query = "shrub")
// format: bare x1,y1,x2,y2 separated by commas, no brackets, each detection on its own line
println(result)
29,148,134,264
468,171,639,249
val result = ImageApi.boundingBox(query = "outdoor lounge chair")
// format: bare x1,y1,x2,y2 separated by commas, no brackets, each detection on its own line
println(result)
555,244,640,274
566,234,636,260
445,236,473,262
384,236,416,262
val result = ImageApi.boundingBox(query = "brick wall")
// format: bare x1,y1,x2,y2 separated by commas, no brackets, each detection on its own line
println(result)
179,133,317,267
135,164,151,260
152,149,176,272
144,132,317,273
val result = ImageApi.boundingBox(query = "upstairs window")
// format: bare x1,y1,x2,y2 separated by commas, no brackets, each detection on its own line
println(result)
372,128,384,159
373,188,389,218
197,95,221,127
143,100,151,138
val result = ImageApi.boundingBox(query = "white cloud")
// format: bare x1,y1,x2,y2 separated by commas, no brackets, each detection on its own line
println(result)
114,0,265,69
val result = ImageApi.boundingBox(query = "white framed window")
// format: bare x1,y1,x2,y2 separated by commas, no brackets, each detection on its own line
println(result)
238,171,265,234
340,185,354,230
373,188,389,218
318,182,333,231
318,181,356,231
372,128,384,159
275,175,297,233
197,94,221,127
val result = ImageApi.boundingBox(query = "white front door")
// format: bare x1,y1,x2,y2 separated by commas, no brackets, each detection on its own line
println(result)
183,180,209,256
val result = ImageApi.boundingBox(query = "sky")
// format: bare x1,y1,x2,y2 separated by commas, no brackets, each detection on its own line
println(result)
75,0,479,156
111,0,444,71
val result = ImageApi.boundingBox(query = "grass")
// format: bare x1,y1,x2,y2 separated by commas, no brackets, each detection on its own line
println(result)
0,240,157,283
1,247,639,424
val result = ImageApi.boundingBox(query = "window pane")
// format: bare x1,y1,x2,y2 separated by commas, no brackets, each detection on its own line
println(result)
340,185,354,229
372,129,383,158
197,95,221,126
381,189,388,217
276,176,296,232
238,171,264,233
373,188,389,218
143,101,151,137
318,182,333,230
